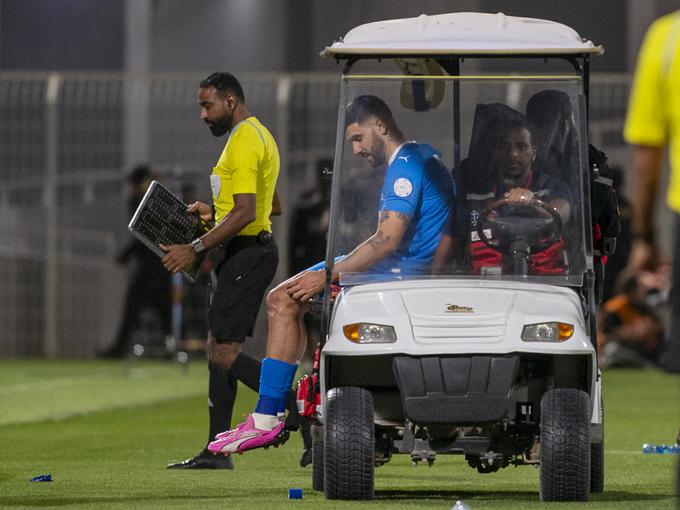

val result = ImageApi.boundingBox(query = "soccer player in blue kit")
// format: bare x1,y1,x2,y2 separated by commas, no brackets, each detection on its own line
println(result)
208,94,456,455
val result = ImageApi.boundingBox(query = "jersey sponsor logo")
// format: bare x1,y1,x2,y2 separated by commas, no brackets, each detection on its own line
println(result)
210,174,221,198
470,228,492,242
393,177,413,197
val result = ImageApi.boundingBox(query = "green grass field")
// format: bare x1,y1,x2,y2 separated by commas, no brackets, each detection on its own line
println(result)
0,359,678,509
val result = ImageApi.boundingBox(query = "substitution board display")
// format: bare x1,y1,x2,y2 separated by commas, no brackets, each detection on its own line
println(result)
128,181,209,282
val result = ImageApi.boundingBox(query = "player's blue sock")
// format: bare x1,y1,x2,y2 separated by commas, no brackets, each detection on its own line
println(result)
277,363,298,414
255,358,298,416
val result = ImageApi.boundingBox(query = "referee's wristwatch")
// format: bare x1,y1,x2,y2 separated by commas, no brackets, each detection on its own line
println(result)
190,238,206,255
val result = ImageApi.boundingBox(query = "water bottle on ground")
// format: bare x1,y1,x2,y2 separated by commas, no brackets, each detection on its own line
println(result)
642,443,680,454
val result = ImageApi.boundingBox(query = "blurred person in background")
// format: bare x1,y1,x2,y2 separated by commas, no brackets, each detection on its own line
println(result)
99,164,171,358
597,270,665,368
526,89,620,299
288,158,332,278
161,72,280,470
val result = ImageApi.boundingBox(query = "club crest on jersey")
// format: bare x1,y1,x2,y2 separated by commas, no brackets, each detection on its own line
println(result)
393,178,413,197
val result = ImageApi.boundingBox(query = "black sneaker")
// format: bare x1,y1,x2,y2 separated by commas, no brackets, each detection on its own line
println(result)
167,449,234,469
299,420,313,467
299,448,312,467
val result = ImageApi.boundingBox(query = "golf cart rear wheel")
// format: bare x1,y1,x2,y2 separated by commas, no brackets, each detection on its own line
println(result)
540,388,591,502
312,440,324,492
324,386,375,500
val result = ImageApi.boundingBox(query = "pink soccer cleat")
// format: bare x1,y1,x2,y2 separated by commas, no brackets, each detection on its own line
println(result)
207,415,289,455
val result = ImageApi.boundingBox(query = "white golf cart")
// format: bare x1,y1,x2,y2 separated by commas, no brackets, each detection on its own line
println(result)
311,12,604,502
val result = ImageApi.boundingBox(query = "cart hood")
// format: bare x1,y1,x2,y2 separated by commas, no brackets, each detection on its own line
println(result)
329,279,586,350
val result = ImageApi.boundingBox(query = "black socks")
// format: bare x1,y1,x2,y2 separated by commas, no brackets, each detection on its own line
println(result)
207,363,237,444
229,352,262,392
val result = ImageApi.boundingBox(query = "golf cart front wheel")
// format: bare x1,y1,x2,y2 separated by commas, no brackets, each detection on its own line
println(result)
590,394,605,493
540,388,591,501
324,386,375,500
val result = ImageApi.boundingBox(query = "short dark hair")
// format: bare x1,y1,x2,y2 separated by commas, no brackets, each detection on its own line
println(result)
526,90,572,128
494,118,537,146
345,95,395,129
199,72,245,102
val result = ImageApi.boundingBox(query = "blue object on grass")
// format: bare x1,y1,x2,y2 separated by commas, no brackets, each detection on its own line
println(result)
30,474,52,482
642,443,680,454
288,488,303,499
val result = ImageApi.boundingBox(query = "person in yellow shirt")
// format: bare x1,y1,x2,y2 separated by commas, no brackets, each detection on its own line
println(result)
161,72,280,469
624,11,680,375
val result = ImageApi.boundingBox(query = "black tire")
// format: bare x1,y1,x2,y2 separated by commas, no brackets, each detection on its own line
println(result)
590,440,604,493
590,397,605,493
312,440,324,492
324,386,374,500
540,388,591,502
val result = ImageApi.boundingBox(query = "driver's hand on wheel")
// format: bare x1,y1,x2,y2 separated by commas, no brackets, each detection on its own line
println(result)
505,187,534,205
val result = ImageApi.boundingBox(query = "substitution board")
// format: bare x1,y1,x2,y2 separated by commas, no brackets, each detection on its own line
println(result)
128,181,209,282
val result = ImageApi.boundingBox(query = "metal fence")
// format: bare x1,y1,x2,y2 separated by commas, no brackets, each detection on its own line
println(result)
0,71,632,358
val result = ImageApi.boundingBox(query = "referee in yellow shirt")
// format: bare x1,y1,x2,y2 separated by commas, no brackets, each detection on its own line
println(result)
624,11,680,375
161,72,280,469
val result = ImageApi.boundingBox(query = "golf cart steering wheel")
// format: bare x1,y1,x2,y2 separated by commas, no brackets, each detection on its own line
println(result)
477,197,563,255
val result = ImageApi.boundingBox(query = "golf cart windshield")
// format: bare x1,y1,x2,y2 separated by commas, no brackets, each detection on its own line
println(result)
327,75,591,286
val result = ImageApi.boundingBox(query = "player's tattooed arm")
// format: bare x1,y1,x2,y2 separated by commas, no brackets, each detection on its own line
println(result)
379,210,412,225
334,209,413,274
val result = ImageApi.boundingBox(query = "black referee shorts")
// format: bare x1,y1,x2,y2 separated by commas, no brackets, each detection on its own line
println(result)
208,233,278,343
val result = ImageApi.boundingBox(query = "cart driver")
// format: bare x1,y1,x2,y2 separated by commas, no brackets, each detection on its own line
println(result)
207,94,456,455
433,118,571,275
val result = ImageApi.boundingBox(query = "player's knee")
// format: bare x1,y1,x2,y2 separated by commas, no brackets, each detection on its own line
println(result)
266,285,299,318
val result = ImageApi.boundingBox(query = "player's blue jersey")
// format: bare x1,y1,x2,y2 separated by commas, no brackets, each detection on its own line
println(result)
370,142,455,274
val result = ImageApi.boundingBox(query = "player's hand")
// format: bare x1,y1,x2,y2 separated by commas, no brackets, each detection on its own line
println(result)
505,187,533,205
187,201,213,222
159,243,196,273
285,269,326,303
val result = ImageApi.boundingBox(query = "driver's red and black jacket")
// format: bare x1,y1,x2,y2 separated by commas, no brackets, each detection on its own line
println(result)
448,169,572,275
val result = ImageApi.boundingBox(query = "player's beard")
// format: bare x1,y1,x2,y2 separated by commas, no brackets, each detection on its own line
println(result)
368,137,387,168
208,112,232,137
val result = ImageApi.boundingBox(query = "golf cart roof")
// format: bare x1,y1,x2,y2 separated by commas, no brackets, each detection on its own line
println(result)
322,12,603,59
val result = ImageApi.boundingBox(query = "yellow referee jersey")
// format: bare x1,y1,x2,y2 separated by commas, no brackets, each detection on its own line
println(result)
624,11,680,213
210,116,280,235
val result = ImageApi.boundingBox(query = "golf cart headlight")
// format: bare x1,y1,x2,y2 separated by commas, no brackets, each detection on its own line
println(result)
343,323,397,344
521,322,573,342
